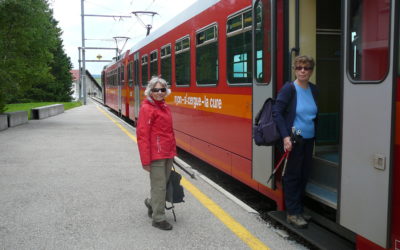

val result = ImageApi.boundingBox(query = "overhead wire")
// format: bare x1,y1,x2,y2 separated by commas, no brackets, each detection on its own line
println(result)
83,0,160,63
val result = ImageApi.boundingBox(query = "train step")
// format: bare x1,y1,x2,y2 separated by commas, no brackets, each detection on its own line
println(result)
268,211,354,250
306,182,337,209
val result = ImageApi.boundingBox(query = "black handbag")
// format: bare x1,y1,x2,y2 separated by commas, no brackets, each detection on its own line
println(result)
165,166,185,221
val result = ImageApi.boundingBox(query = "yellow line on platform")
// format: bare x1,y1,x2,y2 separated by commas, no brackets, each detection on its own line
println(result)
96,106,137,143
181,178,270,250
96,105,269,250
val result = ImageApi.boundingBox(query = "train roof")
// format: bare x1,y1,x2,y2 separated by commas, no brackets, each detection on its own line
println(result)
128,0,220,55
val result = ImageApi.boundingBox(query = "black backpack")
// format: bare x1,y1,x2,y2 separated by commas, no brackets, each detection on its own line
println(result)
165,166,185,221
253,82,295,146
253,98,280,146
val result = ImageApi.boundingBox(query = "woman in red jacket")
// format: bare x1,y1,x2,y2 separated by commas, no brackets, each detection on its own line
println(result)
136,76,177,231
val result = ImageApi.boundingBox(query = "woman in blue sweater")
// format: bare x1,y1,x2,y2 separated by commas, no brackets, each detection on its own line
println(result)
272,55,318,228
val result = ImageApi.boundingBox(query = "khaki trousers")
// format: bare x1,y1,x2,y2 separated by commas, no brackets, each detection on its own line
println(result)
149,158,173,222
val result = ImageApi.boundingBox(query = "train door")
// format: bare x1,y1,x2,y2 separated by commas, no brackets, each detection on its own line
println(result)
340,0,394,248
117,64,122,114
133,52,140,119
122,62,127,116
101,70,106,103
287,0,342,214
127,61,133,119
252,0,275,188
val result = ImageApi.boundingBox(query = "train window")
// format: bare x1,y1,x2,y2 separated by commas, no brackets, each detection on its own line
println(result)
227,9,252,84
120,65,124,85
348,0,390,82
117,67,121,86
141,55,148,86
133,53,139,85
150,50,158,79
243,10,252,28
227,15,242,33
128,62,133,87
196,25,218,85
161,44,172,84
255,1,271,84
127,62,131,81
175,36,191,86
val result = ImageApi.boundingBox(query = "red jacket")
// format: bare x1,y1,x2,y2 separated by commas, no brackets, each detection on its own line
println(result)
136,97,177,169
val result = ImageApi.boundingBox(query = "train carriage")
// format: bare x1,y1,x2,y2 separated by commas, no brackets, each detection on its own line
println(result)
102,0,400,249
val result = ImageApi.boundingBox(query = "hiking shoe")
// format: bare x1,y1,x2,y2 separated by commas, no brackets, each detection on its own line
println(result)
302,212,312,221
144,198,152,218
152,220,173,230
287,214,308,229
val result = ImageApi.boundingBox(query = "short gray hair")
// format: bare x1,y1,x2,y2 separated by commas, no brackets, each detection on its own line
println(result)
292,55,315,70
144,76,171,96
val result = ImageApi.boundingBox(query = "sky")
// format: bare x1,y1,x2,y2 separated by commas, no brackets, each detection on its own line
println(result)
50,0,197,75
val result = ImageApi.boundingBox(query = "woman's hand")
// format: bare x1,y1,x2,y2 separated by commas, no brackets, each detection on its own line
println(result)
283,136,292,152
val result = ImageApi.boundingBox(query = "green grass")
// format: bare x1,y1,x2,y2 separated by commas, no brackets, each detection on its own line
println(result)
5,102,82,119
94,77,102,84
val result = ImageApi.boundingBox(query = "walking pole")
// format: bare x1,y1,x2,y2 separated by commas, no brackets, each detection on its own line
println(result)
266,151,289,184
281,151,290,177
282,128,300,177
281,127,295,177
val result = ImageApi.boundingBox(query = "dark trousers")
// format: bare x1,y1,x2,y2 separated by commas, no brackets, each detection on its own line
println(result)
283,138,314,215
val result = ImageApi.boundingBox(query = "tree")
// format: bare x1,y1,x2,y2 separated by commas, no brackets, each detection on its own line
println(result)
23,17,73,102
0,0,73,112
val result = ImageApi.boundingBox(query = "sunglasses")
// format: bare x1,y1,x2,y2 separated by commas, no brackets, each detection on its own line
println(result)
151,87,167,93
295,66,313,71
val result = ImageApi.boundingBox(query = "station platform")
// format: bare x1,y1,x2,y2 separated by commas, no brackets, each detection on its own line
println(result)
0,100,307,250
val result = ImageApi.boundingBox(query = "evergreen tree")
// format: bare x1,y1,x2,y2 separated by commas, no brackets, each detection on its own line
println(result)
0,0,56,106
24,17,73,102
49,17,73,102
0,0,73,112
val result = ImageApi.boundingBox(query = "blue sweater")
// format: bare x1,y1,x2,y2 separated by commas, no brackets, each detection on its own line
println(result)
293,83,318,138
272,82,318,139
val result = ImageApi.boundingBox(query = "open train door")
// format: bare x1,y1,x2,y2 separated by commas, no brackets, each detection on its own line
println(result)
252,0,276,188
340,0,395,247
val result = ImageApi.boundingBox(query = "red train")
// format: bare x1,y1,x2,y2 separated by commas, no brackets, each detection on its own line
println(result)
102,0,400,249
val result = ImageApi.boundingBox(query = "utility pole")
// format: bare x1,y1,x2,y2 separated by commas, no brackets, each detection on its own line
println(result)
78,47,82,100
80,0,133,105
80,0,87,105
79,2,157,106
